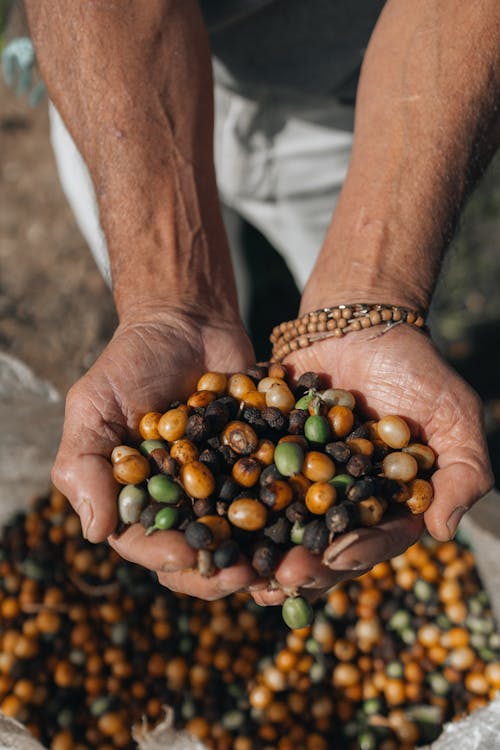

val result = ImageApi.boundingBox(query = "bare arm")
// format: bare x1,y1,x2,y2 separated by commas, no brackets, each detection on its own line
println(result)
25,0,238,323
302,0,500,313
23,2,260,606
256,0,499,604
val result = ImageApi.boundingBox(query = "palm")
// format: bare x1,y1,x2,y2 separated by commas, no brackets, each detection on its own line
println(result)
252,324,492,606
53,311,267,600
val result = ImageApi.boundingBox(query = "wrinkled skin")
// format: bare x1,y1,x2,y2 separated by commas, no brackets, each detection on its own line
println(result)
53,315,492,602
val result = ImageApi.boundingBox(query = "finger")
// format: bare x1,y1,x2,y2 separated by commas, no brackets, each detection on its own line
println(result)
424,383,493,540
323,507,424,571
108,526,197,572
252,588,287,607
425,458,494,542
52,382,126,542
273,546,347,591
157,557,259,600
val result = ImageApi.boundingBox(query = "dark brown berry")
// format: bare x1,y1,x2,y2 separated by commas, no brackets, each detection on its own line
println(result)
149,448,177,476
242,407,267,433
346,454,373,478
198,448,221,474
260,464,284,486
288,409,309,435
213,540,240,569
218,444,239,468
185,414,210,444
285,501,309,524
185,521,214,550
264,517,291,545
205,401,231,432
262,407,287,433
302,520,329,554
325,503,359,534
346,477,380,503
251,540,282,577
217,476,240,502
297,372,322,391
246,364,268,381
193,498,216,518
325,441,351,463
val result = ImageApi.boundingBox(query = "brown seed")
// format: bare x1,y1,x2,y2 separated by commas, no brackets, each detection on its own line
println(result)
403,442,436,470
110,445,140,465
382,452,418,482
222,421,259,456
377,415,411,449
406,478,434,514
327,405,354,438
112,453,150,485
357,497,384,526
251,439,275,466
227,373,256,399
305,482,337,514
265,383,295,413
232,457,262,488
228,499,268,531
187,390,217,408
346,438,374,456
196,371,227,394
170,439,199,466
260,480,294,511
158,407,188,442
241,391,267,410
180,461,215,499
138,412,163,441
302,451,335,482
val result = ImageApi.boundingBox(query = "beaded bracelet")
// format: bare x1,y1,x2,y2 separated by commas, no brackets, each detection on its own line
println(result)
270,303,428,362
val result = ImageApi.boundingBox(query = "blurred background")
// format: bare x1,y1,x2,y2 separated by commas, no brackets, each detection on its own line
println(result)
1,3,500,486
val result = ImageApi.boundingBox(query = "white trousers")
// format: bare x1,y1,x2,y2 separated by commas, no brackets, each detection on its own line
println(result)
49,80,354,318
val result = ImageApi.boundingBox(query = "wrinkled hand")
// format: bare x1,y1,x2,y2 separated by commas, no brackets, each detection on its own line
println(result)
253,324,493,606
52,307,267,599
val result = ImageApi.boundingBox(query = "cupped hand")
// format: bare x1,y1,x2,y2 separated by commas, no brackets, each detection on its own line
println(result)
52,306,265,599
253,324,493,606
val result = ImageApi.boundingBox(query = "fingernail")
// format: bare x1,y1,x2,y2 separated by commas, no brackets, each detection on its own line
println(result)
248,582,268,593
301,577,318,589
447,505,468,539
323,532,360,568
160,564,181,573
79,499,93,539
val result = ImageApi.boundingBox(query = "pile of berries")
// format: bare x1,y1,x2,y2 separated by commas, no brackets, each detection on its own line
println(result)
112,365,435,626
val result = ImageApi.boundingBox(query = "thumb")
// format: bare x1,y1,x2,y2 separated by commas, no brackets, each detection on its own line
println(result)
52,381,125,542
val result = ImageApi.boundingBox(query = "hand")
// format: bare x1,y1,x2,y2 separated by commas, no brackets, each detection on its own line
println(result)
252,324,493,606
52,307,266,599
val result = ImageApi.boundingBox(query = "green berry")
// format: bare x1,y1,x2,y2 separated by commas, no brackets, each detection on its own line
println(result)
282,596,313,629
118,485,148,524
295,391,316,410
146,506,178,535
148,474,182,503
304,415,330,444
139,439,167,455
274,442,304,477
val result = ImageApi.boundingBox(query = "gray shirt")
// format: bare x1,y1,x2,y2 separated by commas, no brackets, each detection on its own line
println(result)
200,0,384,101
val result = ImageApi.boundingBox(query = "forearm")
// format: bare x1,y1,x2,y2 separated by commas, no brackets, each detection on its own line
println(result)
303,0,500,313
26,1,237,322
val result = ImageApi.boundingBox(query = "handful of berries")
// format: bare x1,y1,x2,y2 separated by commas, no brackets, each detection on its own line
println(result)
111,365,435,627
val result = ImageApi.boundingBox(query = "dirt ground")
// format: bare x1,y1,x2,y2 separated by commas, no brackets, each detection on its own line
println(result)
1,75,500,480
